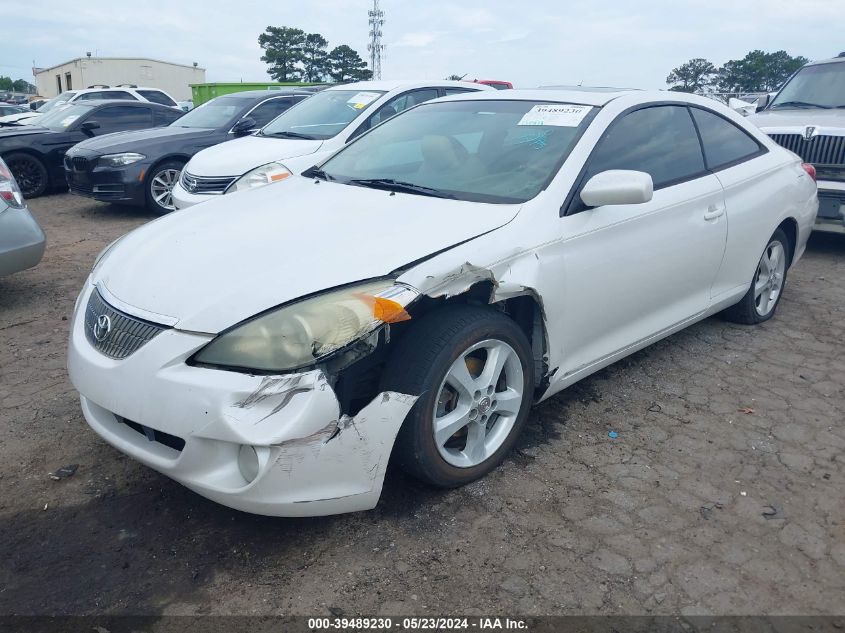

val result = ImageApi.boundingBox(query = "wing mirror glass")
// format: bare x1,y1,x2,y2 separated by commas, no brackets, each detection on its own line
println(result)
232,116,257,136
580,170,653,207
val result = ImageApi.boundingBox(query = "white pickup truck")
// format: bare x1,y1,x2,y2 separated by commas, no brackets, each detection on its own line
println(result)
748,54,845,234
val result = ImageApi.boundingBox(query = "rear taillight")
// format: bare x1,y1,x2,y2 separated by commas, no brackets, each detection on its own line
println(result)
0,158,26,209
802,163,817,182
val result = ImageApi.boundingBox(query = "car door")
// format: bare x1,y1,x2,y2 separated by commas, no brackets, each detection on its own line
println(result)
85,105,154,135
554,104,728,376
686,106,773,299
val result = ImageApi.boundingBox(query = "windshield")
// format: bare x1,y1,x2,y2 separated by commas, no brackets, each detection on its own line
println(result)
770,62,845,109
171,96,248,129
317,100,595,204
260,89,385,140
36,103,94,131
36,92,77,113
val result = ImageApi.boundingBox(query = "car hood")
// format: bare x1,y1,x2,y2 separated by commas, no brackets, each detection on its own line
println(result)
0,124,51,139
95,176,521,333
70,126,217,154
0,112,39,124
185,134,325,177
749,108,845,133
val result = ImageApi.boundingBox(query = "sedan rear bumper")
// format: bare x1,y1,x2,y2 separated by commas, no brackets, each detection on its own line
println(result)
0,206,46,276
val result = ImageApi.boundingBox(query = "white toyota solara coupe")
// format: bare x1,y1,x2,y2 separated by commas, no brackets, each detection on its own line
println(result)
68,89,818,517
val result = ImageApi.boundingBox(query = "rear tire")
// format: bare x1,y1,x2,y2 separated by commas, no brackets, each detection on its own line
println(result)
5,152,48,198
722,227,791,325
381,305,535,488
145,160,184,215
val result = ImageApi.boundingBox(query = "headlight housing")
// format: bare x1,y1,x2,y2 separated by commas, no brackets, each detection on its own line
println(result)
192,280,418,372
225,162,291,194
98,153,146,167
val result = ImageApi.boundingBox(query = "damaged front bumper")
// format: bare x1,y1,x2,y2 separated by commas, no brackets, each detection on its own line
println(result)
67,283,417,517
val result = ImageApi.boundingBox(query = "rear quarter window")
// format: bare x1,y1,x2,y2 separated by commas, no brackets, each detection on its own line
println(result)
138,90,178,107
689,107,764,169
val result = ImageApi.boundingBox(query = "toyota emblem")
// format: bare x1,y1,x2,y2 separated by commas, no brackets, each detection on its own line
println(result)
93,314,112,342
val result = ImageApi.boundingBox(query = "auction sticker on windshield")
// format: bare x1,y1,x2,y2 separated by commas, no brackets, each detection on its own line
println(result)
60,115,80,127
518,104,591,127
347,92,381,109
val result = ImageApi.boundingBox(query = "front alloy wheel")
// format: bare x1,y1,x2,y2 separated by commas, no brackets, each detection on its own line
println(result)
146,161,183,214
382,305,534,487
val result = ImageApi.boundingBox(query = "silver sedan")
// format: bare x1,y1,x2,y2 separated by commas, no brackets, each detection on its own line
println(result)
0,157,45,276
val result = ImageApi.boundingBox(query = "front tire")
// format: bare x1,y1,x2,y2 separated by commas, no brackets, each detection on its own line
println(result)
381,305,535,488
722,227,791,325
5,152,48,198
145,160,184,215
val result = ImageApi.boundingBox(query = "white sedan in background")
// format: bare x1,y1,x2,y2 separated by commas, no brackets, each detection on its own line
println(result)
68,89,817,517
171,79,492,209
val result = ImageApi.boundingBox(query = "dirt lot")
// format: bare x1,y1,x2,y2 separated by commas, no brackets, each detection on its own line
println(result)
1,192,844,617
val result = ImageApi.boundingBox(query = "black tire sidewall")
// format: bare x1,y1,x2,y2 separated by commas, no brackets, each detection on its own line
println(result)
6,152,48,198
390,307,535,487
145,160,183,215
730,227,791,325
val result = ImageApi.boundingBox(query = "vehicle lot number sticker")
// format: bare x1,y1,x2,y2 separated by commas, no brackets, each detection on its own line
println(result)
518,104,591,127
347,92,381,109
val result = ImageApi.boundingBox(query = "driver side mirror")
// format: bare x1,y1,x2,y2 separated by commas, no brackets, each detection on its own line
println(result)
580,170,653,207
80,121,101,135
232,116,257,136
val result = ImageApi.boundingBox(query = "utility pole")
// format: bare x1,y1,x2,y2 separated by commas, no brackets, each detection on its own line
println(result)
368,0,385,80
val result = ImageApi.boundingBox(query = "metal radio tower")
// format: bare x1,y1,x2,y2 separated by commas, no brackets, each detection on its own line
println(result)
368,0,385,79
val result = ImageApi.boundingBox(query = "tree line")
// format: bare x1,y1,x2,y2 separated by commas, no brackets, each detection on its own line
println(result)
259,26,372,83
0,76,36,93
666,50,809,94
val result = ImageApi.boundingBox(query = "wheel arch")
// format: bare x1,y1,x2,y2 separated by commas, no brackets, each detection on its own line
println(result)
777,217,798,267
2,148,51,186
145,154,190,183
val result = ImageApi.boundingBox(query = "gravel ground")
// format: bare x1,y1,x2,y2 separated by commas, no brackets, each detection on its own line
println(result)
1,192,843,617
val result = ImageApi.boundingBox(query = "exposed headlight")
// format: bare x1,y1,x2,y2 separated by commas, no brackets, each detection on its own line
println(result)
98,153,146,167
225,162,291,194
193,280,418,372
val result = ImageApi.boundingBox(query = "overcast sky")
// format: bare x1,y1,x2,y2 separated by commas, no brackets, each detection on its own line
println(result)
2,0,843,89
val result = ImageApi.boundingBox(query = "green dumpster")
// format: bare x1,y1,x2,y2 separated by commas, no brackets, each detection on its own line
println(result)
190,82,321,106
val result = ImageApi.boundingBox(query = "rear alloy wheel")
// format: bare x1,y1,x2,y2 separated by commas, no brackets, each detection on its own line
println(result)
722,227,791,325
5,152,48,198
146,160,183,214
382,305,534,487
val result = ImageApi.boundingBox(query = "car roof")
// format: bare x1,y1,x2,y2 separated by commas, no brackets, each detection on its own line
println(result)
803,54,845,68
432,88,640,107
211,89,315,100
325,79,493,92
68,99,180,110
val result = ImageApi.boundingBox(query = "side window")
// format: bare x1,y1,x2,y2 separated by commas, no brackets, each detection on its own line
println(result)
101,91,139,101
247,98,293,128
89,106,153,132
137,90,177,107
444,88,475,96
153,107,183,126
370,89,440,127
690,107,763,169
584,105,705,190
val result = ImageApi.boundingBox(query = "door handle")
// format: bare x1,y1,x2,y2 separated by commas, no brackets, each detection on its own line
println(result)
704,205,725,221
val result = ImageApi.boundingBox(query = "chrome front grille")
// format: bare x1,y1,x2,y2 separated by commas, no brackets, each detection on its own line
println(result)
768,133,845,167
84,289,168,360
179,170,237,195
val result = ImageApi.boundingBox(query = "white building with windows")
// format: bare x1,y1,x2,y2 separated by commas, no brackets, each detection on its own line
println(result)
34,57,206,100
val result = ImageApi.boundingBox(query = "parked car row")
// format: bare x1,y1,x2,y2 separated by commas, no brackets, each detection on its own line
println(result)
59,85,817,517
